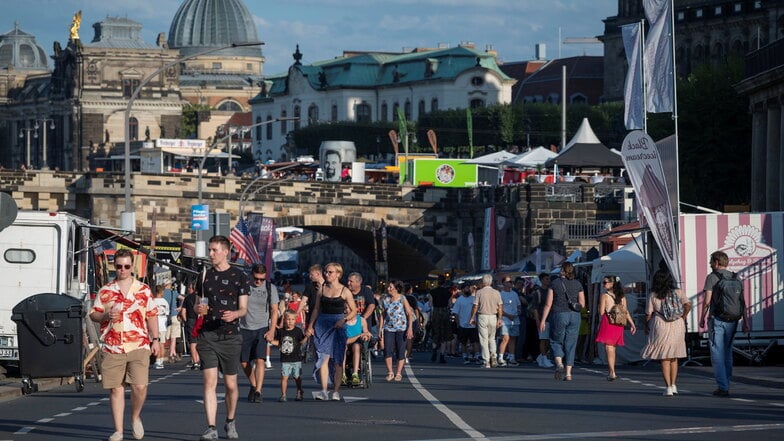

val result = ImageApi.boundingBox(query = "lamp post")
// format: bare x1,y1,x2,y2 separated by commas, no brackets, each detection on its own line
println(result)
123,41,263,232
193,116,297,256
35,117,56,170
19,124,37,169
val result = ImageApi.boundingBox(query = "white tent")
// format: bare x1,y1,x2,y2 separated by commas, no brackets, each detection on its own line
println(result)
563,117,602,151
502,147,557,168
500,250,564,273
464,150,517,165
590,236,647,284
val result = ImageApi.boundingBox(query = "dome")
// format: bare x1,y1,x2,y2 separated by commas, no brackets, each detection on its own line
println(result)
168,0,262,58
0,22,48,70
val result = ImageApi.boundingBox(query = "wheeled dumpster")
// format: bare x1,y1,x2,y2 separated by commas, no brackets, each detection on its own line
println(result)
11,293,85,394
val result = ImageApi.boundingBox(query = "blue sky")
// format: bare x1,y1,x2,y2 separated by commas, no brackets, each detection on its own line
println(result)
5,0,617,75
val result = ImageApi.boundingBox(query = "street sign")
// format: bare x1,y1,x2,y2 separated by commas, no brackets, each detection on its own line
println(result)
191,204,210,230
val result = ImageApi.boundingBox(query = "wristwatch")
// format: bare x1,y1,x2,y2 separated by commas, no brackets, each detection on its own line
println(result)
152,337,161,342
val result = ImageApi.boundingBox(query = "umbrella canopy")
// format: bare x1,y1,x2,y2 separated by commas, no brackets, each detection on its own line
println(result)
503,146,557,168
464,150,517,165
545,118,623,168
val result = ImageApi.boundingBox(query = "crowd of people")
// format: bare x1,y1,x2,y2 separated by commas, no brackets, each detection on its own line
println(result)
88,242,750,441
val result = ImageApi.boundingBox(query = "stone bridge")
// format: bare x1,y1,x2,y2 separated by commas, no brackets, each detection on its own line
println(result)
0,170,622,280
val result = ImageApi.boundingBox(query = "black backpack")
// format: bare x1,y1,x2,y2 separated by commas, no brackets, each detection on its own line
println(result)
712,271,744,322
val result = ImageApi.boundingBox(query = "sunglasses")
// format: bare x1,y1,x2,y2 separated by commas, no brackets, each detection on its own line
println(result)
254,276,266,282
115,264,132,270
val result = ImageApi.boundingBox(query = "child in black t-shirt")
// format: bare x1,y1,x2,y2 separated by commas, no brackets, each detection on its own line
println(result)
272,310,307,402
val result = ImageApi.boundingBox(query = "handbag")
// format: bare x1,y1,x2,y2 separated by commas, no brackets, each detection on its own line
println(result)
560,280,582,312
190,268,207,338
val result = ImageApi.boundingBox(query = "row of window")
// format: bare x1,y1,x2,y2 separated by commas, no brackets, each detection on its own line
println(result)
676,1,762,21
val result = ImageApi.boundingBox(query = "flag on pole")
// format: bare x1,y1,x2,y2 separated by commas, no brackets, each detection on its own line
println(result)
622,22,644,130
466,108,474,158
229,217,260,263
397,107,408,149
643,0,674,113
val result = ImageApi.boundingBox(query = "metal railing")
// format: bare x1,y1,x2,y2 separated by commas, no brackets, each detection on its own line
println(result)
563,220,628,240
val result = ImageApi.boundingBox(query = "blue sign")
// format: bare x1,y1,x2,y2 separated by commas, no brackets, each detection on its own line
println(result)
191,205,210,230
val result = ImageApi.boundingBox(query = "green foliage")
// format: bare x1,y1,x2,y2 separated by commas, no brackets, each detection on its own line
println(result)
180,104,211,139
292,121,400,157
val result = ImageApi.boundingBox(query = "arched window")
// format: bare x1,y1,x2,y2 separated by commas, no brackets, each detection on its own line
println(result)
418,100,426,118
431,98,438,112
392,103,400,121
570,93,587,104
280,110,288,135
308,104,319,124
129,117,139,140
331,105,338,122
469,99,485,109
356,102,371,124
404,100,411,120
217,101,242,112
381,103,388,122
293,106,301,130
255,116,262,141
266,115,273,140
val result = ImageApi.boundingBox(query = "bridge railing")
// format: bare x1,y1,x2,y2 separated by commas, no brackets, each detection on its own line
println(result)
561,220,629,240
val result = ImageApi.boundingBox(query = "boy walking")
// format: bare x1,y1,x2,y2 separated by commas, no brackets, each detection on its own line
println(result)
272,310,307,402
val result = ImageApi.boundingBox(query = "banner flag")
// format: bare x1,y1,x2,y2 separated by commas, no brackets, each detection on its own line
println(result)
621,130,681,285
481,207,496,271
466,109,474,158
643,0,674,113
397,107,408,148
622,22,644,130
229,216,260,263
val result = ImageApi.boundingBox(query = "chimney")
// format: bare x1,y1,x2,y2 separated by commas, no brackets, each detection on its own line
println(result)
535,43,546,60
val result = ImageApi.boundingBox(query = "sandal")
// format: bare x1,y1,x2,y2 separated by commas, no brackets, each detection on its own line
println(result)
385,372,395,382
564,375,572,381
394,373,403,382
295,390,303,401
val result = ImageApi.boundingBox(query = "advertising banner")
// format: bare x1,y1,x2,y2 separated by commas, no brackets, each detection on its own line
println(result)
621,131,681,285
411,159,478,188
481,207,497,271
191,205,209,231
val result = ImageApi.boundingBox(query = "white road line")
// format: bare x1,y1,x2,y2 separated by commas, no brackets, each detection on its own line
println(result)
14,427,34,434
36,418,54,423
770,402,784,407
404,364,487,441
54,413,71,417
410,422,784,441
71,406,88,411
87,402,101,406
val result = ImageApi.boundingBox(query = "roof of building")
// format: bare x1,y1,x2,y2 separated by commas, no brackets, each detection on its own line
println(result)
85,17,159,50
258,45,512,98
512,55,603,104
0,22,48,71
167,0,262,58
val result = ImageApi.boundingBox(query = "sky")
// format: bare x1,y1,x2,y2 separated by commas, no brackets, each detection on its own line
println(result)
4,0,617,75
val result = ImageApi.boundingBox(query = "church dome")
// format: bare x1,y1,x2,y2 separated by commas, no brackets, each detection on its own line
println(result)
0,23,48,70
168,0,262,58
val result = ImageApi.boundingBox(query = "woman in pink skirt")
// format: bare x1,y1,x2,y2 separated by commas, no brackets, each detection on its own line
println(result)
595,276,636,380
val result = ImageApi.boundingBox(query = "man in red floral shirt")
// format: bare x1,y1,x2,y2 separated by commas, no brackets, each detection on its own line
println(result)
90,249,161,441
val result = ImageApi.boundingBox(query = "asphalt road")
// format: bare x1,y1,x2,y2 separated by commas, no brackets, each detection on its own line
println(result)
1,351,783,441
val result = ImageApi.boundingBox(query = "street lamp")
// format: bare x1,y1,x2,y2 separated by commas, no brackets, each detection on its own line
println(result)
19,124,37,169
123,41,264,232
35,117,56,170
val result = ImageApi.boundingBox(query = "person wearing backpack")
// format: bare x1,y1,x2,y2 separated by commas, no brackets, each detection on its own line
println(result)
595,276,636,381
641,268,691,396
698,251,750,397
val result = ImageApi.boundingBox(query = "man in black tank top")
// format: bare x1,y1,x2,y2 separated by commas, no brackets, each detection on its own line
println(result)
429,276,454,363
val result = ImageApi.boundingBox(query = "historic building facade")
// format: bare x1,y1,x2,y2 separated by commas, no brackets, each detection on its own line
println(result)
248,44,516,163
600,0,784,101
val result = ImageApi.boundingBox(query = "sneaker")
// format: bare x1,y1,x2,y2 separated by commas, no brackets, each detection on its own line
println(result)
671,385,678,395
154,362,164,370
224,420,238,439
314,390,329,401
351,373,360,386
663,386,673,397
254,391,262,403
191,362,200,370
132,419,144,440
247,388,255,403
541,358,555,368
200,427,218,441
712,388,729,397
331,391,341,401
278,395,287,402
265,359,272,369
507,359,519,366
490,357,498,368
554,364,565,381
108,431,123,441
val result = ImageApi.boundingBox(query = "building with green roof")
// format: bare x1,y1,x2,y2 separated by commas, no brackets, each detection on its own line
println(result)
249,43,515,163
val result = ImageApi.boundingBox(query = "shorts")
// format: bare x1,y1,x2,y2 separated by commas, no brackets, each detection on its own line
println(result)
197,331,243,375
101,348,151,389
499,321,520,337
538,322,551,340
165,318,182,341
457,326,479,343
240,327,270,362
281,361,302,378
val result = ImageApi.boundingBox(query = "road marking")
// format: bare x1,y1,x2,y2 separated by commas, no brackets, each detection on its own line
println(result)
405,364,487,441
54,412,71,417
36,418,54,423
87,402,101,406
342,396,369,403
14,427,34,434
72,406,88,411
770,402,784,407
409,422,784,441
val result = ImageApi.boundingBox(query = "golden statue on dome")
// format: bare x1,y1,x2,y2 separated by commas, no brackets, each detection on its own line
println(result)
69,10,82,40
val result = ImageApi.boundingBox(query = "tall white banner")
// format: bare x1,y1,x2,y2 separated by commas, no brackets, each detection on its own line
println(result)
621,130,681,285
643,0,674,113
622,22,644,130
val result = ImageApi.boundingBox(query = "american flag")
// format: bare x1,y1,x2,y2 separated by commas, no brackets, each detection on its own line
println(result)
229,217,260,263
